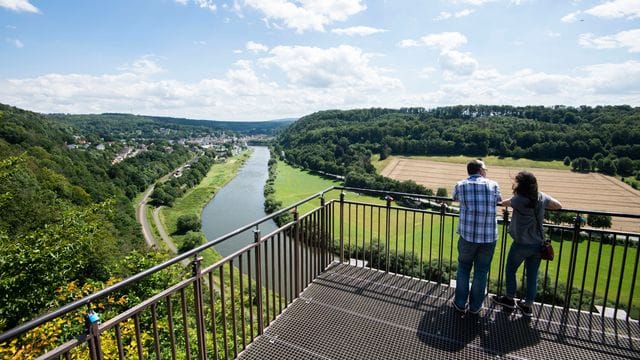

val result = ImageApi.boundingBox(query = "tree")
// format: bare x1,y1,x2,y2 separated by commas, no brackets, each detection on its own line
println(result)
616,157,634,177
571,157,590,172
379,145,391,160
563,156,571,166
176,214,201,234
587,214,612,229
179,231,205,253
600,159,617,176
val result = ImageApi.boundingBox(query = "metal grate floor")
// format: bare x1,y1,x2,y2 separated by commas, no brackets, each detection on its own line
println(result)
239,263,640,359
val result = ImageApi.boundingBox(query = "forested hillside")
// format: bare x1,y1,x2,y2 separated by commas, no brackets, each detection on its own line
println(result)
50,112,293,140
0,104,206,330
276,105,640,190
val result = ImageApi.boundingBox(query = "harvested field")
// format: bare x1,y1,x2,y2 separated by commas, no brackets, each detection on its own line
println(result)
381,157,640,232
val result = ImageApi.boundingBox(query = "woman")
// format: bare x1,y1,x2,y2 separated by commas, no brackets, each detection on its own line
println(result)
492,171,562,317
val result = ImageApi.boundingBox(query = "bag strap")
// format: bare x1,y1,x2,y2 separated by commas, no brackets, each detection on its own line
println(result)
532,198,545,244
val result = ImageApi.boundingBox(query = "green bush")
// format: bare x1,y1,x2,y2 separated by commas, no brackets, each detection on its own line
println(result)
178,231,204,253
176,214,201,234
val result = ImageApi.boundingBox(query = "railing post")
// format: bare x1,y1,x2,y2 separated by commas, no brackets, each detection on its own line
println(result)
439,202,446,283
385,195,393,273
320,195,327,270
254,229,264,335
293,208,301,296
86,308,103,360
564,213,582,309
497,207,510,294
191,254,207,360
340,192,345,264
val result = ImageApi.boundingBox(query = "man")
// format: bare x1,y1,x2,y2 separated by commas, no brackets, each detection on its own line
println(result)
452,159,502,315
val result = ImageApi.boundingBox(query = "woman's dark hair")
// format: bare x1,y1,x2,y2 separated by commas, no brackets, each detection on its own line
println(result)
514,171,538,208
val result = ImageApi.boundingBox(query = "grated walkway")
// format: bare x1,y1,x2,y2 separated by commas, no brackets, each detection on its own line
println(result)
239,263,640,359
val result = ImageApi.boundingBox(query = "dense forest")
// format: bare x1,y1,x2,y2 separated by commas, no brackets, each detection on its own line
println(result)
0,104,234,331
275,105,640,191
50,112,293,141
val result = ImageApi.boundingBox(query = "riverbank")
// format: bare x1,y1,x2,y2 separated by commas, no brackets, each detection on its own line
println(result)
154,150,252,266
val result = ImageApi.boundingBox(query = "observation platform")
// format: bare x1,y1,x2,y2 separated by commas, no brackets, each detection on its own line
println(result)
239,263,640,359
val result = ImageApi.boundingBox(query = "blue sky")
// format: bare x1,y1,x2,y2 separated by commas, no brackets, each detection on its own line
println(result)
1,0,639,120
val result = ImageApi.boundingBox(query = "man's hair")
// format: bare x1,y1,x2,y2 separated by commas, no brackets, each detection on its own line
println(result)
467,159,485,175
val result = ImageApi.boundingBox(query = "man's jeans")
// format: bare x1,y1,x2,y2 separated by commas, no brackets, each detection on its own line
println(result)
454,237,496,312
505,242,542,304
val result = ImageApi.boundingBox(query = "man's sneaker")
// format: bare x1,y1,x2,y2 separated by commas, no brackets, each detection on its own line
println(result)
517,301,533,317
452,301,467,315
491,295,515,309
468,307,482,316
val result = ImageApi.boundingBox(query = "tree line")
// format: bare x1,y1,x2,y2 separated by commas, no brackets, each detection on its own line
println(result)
276,105,640,191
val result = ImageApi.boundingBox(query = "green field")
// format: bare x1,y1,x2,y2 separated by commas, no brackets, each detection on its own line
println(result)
273,160,639,317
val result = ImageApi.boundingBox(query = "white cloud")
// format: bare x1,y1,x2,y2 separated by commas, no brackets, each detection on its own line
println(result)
444,0,495,5
584,0,640,20
561,11,581,23
0,0,38,13
439,50,478,76
399,32,477,77
434,9,475,20
421,32,468,50
259,45,402,90
175,0,216,12
0,47,406,120
579,29,640,52
243,0,366,32
546,31,560,37
399,32,468,50
419,67,437,79
6,37,23,48
118,56,164,76
3,59,639,120
246,41,269,52
504,70,575,95
397,39,420,48
331,26,387,36
435,12,453,21
580,60,640,93
194,0,217,12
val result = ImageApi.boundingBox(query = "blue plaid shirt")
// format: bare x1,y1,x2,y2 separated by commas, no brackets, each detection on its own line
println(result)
453,174,502,243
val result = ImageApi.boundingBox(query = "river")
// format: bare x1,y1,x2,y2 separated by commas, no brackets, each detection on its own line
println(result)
201,146,277,257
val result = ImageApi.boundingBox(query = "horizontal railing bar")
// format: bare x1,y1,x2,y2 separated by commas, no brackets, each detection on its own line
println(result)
35,338,81,360
100,278,194,332
333,186,640,219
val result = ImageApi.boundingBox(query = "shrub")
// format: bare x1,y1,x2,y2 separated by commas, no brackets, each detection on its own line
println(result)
176,214,201,234
178,231,204,253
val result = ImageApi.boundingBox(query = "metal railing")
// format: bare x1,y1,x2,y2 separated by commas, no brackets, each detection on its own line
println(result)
0,186,638,359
